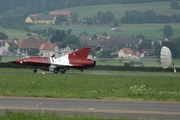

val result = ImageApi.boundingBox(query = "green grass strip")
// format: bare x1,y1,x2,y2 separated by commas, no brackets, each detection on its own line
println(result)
0,69,180,101
0,110,129,120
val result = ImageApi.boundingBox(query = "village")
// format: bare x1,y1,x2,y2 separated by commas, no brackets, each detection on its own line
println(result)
0,10,176,61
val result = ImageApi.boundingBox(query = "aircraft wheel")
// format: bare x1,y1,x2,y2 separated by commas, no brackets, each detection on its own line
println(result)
53,68,59,74
61,71,66,74
33,69,37,73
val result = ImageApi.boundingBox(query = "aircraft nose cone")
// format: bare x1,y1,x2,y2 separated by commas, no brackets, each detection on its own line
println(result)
9,61,16,63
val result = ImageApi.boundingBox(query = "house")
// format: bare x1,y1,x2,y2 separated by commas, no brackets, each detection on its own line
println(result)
97,34,106,40
81,39,120,48
3,40,17,54
81,40,100,47
118,48,135,59
92,46,103,53
25,14,38,23
18,39,49,55
164,37,177,43
111,37,142,48
0,40,3,55
25,15,56,24
59,44,79,56
141,48,155,57
79,18,87,24
99,40,120,48
132,49,140,57
49,10,71,18
35,15,56,24
79,34,92,41
39,43,59,57
55,42,63,48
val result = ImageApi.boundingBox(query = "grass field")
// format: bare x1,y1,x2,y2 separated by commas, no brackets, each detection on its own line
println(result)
0,68,180,101
114,23,180,41
1,56,21,62
30,24,111,37
0,27,38,40
0,111,128,120
61,1,180,19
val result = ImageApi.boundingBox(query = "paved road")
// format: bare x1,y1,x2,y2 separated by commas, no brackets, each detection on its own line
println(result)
0,97,179,120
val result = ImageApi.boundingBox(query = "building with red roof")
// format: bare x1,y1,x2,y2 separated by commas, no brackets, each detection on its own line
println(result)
49,10,71,18
39,43,59,57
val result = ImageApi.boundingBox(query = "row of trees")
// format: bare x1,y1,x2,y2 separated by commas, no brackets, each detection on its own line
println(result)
0,0,172,14
0,7,29,30
80,11,119,26
170,0,180,9
121,10,180,23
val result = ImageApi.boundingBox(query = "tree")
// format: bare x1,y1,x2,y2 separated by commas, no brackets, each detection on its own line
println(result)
55,15,67,24
171,13,180,22
67,29,72,35
175,36,180,57
92,34,97,40
100,49,112,58
72,12,78,24
8,42,18,53
170,0,180,9
50,30,66,43
86,17,93,25
102,32,107,36
63,35,82,47
138,41,152,52
0,7,29,30
136,34,146,41
106,11,115,23
48,27,54,35
82,30,88,36
113,19,119,26
163,25,173,38
97,11,105,24
0,32,8,39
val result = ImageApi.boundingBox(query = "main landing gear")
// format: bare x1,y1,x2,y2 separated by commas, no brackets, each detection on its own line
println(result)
53,68,66,74
61,70,66,74
33,68,37,73
53,68,59,74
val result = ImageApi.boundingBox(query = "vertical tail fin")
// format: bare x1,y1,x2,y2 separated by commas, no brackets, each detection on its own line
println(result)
68,47,91,59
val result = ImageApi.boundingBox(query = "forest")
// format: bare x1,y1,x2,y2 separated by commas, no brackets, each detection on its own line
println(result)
0,0,177,14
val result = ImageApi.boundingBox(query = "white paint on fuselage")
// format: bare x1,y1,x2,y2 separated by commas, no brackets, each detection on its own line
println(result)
50,54,72,66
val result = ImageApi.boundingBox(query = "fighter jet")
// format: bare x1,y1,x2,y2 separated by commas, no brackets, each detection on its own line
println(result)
10,47,96,74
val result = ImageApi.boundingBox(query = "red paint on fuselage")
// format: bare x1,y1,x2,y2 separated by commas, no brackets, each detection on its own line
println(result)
15,56,51,66
69,59,95,69
68,48,91,59
67,47,95,69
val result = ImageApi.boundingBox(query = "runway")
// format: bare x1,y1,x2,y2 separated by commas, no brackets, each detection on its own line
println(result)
0,97,180,119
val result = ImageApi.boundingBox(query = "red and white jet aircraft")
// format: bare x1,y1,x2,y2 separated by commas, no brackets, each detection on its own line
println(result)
10,47,96,74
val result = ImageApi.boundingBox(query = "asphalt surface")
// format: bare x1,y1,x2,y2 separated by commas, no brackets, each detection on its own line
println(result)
0,97,179,120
